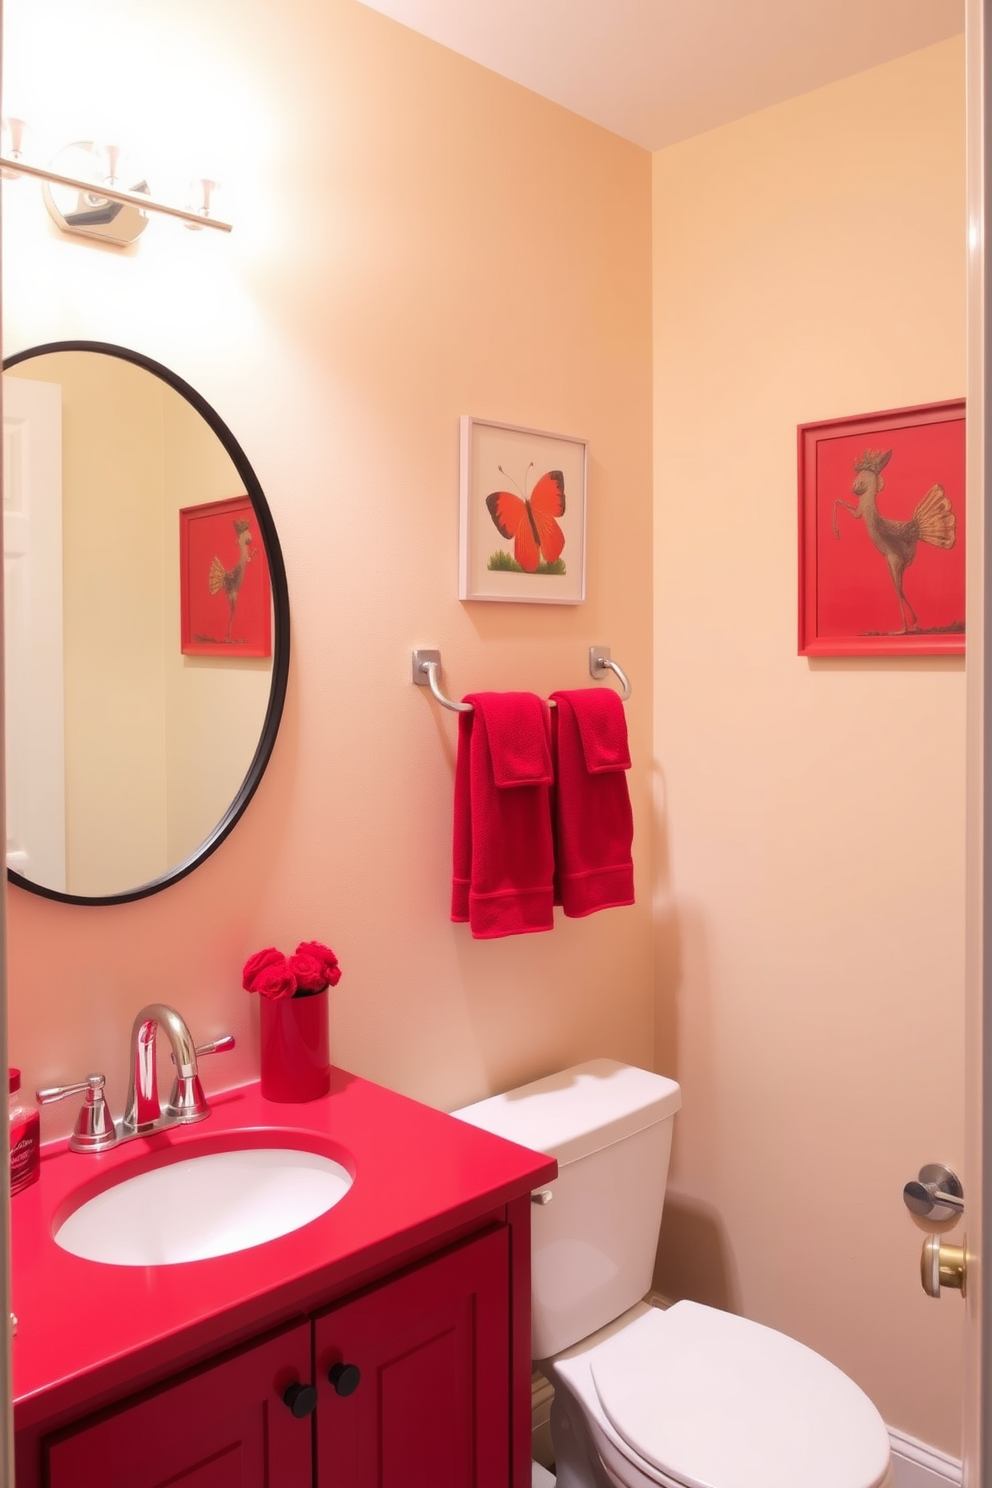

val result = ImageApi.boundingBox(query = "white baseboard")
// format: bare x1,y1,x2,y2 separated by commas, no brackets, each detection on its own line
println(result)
890,1428,961,1487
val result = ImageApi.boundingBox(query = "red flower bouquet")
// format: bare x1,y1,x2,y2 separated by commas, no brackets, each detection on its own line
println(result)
242,940,342,1001
244,940,341,1102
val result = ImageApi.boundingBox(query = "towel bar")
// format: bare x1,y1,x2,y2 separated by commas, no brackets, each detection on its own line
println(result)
411,647,632,714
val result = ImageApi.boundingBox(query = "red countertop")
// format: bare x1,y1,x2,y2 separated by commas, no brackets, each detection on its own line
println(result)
11,1066,556,1434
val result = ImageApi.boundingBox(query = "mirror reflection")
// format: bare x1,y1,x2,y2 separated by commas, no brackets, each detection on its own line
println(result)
3,344,288,904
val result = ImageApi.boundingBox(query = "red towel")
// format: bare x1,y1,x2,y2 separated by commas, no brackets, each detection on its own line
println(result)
451,692,555,939
550,689,634,917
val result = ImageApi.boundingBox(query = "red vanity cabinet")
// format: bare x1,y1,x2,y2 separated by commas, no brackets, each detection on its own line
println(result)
314,1226,510,1487
11,1074,555,1488
44,1321,313,1488
37,1229,513,1488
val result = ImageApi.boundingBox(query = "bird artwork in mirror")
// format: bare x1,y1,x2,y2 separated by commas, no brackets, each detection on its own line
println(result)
797,399,965,657
1,341,290,906
180,496,272,657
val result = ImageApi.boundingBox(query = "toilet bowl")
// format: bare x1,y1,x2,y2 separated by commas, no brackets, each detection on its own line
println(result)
455,1060,893,1488
549,1301,893,1488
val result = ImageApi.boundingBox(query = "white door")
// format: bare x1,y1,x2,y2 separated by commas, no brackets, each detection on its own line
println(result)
2,374,65,891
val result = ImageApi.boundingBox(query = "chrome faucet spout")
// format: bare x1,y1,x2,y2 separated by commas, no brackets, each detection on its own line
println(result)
122,1003,208,1137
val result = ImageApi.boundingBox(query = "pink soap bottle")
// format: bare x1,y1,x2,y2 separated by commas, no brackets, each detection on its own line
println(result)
9,1068,39,1194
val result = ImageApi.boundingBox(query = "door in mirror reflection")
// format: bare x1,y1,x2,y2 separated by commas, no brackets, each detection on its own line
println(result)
2,343,289,905
4,374,66,889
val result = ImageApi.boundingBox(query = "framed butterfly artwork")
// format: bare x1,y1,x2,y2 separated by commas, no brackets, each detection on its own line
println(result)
459,416,587,603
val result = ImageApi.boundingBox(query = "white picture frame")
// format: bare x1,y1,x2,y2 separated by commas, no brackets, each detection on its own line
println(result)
458,416,587,604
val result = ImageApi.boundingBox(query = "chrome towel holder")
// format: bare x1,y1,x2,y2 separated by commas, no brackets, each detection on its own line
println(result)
412,647,632,714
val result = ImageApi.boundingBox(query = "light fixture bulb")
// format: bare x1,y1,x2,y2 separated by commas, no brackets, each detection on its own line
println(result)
99,142,123,188
184,177,218,230
1,117,28,178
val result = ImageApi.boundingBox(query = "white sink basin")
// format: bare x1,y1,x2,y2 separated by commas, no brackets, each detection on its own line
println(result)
54,1146,354,1266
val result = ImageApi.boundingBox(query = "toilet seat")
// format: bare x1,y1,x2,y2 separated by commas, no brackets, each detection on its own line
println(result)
553,1302,892,1488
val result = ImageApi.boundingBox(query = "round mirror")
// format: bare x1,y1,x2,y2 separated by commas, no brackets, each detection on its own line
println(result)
2,341,290,905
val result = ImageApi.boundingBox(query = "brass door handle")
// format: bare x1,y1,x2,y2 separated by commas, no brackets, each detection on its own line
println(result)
921,1234,967,1298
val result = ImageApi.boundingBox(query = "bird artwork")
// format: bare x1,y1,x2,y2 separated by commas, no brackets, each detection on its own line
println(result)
207,517,256,643
831,447,957,634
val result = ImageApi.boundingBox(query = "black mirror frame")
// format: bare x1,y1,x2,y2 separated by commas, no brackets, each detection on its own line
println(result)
3,340,291,906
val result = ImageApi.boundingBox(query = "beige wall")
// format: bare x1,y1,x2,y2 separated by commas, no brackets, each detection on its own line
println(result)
652,39,966,1453
1,0,654,1134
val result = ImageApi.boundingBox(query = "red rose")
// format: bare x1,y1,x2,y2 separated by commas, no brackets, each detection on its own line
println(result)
243,940,341,1001
295,941,341,989
242,947,298,1001
287,951,327,992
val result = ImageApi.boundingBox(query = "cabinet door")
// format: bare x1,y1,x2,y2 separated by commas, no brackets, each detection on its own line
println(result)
315,1227,510,1488
45,1322,313,1488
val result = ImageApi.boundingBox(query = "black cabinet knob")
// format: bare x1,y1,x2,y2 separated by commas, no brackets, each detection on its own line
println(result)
328,1362,361,1397
283,1381,318,1418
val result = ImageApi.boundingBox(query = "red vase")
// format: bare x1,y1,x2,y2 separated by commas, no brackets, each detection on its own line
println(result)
260,988,331,1101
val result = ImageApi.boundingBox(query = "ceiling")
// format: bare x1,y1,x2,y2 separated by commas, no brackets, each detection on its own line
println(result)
355,0,964,150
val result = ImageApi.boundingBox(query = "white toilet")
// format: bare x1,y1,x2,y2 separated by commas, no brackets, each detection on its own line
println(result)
455,1059,893,1488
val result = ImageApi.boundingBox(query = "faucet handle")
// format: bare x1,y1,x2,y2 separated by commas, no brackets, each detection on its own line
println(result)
199,1035,236,1056
169,1035,236,1063
200,1034,235,1055
165,1034,234,1124
37,1074,102,1104
36,1073,117,1153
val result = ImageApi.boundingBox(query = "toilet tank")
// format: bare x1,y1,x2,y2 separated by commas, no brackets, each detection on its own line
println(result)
454,1059,681,1360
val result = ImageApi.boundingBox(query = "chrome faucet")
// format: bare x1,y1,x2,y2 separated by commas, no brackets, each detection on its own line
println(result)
122,1003,208,1138
37,1003,235,1153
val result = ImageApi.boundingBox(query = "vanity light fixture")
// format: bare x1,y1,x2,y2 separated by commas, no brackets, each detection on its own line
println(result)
0,119,232,246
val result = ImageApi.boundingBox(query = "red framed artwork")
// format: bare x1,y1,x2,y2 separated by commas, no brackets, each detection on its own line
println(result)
179,495,272,657
798,400,965,657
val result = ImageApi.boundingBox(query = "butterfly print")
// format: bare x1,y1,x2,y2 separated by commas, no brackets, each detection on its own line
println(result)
485,464,566,572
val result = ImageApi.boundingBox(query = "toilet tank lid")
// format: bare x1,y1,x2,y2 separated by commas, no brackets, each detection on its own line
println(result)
452,1059,681,1166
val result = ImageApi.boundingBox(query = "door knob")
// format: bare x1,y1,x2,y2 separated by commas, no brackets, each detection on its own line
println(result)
921,1234,967,1298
